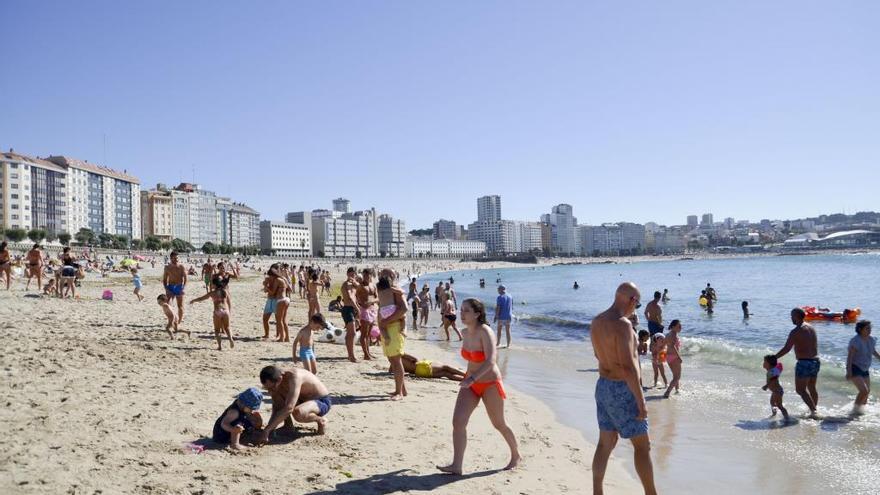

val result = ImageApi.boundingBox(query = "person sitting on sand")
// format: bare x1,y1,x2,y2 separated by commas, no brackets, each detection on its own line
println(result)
663,320,683,398
774,308,820,418
399,354,466,381
157,294,189,339
846,320,879,415
650,333,668,388
762,355,789,421
189,284,233,350
328,296,343,312
42,278,57,296
293,313,324,374
213,387,264,450
590,282,656,495
256,365,331,440
377,269,408,401
437,298,520,475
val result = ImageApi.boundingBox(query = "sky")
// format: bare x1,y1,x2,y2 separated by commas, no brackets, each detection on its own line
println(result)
2,1,878,229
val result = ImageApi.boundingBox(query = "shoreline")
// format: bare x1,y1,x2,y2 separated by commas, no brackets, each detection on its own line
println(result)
0,263,640,494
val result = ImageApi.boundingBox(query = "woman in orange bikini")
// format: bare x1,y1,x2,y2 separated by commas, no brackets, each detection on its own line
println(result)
437,298,520,475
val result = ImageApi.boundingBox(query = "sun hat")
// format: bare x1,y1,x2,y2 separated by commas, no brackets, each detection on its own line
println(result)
238,387,264,410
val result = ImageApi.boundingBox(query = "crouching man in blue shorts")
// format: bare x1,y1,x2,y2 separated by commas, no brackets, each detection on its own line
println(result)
255,365,332,441
590,282,657,495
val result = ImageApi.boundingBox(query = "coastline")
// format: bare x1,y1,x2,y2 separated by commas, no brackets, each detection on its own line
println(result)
0,263,640,494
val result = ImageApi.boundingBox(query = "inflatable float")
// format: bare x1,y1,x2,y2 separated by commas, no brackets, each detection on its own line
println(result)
699,297,708,307
802,306,861,323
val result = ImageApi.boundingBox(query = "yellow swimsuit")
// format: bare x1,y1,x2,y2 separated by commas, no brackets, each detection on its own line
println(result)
415,360,432,378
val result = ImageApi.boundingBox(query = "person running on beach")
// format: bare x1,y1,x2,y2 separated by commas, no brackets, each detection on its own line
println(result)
400,353,466,381
131,267,144,301
163,251,187,323
846,320,879,415
774,308,820,418
190,283,234,350
650,333,668,388
212,387,264,450
441,293,463,341
590,282,656,495
24,244,43,291
762,355,789,421
157,294,189,339
0,242,11,290
644,291,664,336
356,268,378,360
377,269,408,401
494,285,513,348
663,320,683,398
256,365,331,439
293,313,324,375
437,298,520,475
340,267,361,362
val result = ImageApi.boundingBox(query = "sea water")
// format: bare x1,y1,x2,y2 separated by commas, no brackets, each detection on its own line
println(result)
419,254,880,494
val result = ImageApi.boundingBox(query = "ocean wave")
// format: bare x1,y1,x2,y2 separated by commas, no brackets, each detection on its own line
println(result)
515,313,587,329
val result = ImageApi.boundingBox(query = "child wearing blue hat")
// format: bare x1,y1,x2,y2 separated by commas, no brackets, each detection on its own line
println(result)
212,387,264,450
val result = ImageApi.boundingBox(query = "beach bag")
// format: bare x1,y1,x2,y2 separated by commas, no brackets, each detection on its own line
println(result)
102,290,114,301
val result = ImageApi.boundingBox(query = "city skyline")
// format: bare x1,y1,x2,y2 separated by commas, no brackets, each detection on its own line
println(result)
2,2,878,228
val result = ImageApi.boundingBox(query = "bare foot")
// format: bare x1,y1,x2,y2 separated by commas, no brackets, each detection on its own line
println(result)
348,356,358,363
504,454,522,470
316,418,327,435
229,443,248,451
437,464,461,475
390,393,403,401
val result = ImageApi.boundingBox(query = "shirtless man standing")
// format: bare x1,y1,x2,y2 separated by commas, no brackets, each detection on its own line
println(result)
590,282,656,495
163,251,188,323
255,365,331,441
644,291,663,336
355,268,378,360
25,244,44,291
0,242,12,290
340,267,362,362
774,307,820,417
434,281,444,310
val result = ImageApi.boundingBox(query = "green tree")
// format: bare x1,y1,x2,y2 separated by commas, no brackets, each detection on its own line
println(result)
27,229,47,244
58,232,72,246
98,232,115,248
4,228,27,242
44,230,58,243
160,241,172,250
219,243,232,255
112,235,129,250
130,239,145,250
144,236,162,251
75,228,96,246
202,241,218,254
171,238,193,253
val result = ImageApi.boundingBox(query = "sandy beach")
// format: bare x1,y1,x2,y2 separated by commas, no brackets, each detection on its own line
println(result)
0,260,639,494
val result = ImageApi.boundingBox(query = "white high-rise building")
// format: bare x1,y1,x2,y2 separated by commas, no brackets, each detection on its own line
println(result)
218,198,261,247
579,223,647,256
433,219,457,239
260,220,311,257
477,195,502,222
302,208,379,258
47,156,141,240
378,214,406,257
541,203,578,254
0,150,68,234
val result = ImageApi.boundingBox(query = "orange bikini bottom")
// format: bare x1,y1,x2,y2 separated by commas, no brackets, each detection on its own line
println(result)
467,377,507,400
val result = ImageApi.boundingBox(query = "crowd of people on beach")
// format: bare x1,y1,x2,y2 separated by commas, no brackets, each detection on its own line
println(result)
2,240,877,493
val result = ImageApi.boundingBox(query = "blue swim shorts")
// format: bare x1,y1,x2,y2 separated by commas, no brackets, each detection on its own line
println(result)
851,364,869,378
299,346,316,362
165,284,184,297
314,395,332,417
795,359,820,378
647,321,664,335
595,377,648,439
263,298,277,314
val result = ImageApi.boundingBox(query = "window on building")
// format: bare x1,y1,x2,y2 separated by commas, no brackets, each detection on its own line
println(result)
11,194,18,199
11,204,18,209
11,215,18,220
10,163,17,168
11,173,18,179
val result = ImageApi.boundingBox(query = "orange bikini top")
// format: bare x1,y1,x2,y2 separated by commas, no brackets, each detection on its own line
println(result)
461,348,486,363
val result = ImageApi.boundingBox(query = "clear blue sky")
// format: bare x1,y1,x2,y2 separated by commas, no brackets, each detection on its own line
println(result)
2,1,878,229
